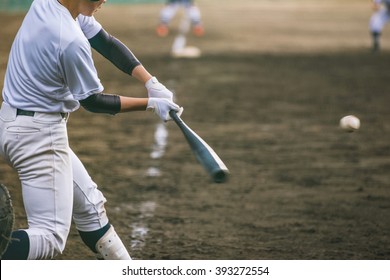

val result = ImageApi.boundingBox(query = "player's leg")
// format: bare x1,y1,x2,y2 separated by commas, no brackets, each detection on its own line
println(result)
156,3,180,36
0,104,73,259
70,149,131,260
186,5,204,36
369,8,390,52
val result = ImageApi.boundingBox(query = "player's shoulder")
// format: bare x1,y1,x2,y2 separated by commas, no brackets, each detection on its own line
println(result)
77,15,102,39
22,0,78,47
56,20,91,59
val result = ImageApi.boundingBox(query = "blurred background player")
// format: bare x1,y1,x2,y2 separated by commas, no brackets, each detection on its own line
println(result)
156,0,204,37
369,0,390,52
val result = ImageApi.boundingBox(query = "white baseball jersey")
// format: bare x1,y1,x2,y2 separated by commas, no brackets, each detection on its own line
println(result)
0,0,130,260
2,0,104,113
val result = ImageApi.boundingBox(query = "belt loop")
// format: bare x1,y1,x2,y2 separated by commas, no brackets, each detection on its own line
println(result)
62,112,70,122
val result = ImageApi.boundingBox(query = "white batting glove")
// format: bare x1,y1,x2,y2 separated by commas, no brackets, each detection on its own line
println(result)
147,97,183,122
145,77,174,101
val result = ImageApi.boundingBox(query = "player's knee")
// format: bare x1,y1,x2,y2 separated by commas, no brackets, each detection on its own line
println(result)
72,182,109,231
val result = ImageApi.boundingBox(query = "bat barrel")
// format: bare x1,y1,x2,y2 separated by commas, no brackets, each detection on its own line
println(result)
194,143,229,183
212,169,229,183
170,110,230,183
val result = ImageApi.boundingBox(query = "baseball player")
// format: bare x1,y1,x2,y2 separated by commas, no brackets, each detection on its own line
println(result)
156,0,204,37
0,0,182,260
369,0,390,51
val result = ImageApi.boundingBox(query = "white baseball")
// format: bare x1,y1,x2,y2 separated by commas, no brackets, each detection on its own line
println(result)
339,115,360,132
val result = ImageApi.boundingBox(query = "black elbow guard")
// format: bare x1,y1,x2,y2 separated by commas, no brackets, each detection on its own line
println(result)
80,93,121,115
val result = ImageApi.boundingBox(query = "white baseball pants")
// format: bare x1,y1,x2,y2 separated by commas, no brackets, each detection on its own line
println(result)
160,3,202,26
0,102,109,259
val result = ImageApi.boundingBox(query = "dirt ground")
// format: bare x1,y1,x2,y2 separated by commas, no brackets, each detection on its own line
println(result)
1,0,390,260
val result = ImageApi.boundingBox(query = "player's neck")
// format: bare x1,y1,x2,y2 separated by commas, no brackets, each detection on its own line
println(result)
57,0,79,19
58,0,105,19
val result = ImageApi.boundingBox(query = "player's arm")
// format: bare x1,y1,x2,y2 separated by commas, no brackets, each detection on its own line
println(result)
79,93,182,121
88,28,153,84
88,29,174,98
78,93,143,114
88,28,143,77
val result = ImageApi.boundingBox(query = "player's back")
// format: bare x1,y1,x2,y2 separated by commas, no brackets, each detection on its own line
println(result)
3,0,88,112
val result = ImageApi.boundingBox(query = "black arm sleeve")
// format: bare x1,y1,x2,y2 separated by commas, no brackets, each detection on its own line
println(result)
79,93,121,115
88,29,141,75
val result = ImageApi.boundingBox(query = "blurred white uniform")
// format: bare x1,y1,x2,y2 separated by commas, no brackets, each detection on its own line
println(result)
156,0,204,37
369,0,390,51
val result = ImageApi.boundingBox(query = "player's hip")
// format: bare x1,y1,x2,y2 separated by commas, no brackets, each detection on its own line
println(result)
0,102,70,166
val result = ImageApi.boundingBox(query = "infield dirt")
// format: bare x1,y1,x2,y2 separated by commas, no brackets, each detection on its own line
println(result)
1,0,390,260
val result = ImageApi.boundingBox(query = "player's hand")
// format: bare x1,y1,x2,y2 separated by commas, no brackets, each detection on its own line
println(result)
147,97,183,122
145,77,174,101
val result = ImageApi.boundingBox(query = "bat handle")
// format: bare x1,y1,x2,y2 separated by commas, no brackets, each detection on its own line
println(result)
169,110,180,121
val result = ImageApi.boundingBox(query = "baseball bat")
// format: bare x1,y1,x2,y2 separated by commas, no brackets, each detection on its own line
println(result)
169,110,229,183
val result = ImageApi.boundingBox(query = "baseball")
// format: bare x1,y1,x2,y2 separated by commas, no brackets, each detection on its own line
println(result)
339,115,360,132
